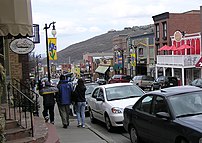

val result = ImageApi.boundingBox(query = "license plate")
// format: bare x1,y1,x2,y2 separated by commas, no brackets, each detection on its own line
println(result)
170,83,173,85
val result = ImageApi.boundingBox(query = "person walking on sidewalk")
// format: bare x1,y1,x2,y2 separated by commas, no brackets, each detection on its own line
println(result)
39,81,58,124
57,74,73,128
73,78,86,128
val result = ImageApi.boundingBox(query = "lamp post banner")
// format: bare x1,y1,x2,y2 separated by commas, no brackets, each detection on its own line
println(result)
48,38,57,60
131,53,136,67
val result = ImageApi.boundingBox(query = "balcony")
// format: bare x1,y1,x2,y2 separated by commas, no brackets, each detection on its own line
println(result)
157,55,200,67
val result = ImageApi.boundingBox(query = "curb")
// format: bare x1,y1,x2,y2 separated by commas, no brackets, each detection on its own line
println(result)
86,123,116,143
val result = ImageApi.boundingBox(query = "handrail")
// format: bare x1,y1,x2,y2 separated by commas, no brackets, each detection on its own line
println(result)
9,83,34,104
12,78,40,116
7,82,35,137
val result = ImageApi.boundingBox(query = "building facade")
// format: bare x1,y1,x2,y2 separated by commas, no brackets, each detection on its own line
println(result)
152,9,202,85
127,33,155,77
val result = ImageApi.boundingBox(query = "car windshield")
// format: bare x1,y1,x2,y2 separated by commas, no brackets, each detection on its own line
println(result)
51,79,59,83
85,84,99,94
169,91,202,117
106,85,144,101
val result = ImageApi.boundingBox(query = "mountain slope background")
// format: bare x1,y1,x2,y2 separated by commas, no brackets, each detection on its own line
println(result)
43,24,154,64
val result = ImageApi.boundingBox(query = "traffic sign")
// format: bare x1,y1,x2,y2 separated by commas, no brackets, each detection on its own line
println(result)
195,57,202,68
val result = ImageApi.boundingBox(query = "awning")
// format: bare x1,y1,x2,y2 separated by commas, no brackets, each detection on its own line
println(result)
159,45,170,51
177,44,193,50
168,45,177,51
0,0,33,36
95,66,109,74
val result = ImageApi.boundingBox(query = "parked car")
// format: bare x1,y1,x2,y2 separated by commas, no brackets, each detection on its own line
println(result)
131,75,154,90
190,78,202,88
85,82,100,113
108,74,131,84
152,76,178,90
87,83,145,131
123,86,202,143
96,78,107,85
50,78,59,87
70,82,99,116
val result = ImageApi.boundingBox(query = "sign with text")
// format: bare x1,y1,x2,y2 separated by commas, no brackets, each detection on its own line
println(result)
10,38,34,54
195,57,202,68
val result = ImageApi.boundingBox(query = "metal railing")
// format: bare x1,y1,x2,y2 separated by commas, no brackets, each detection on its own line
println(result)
6,79,40,137
12,78,40,116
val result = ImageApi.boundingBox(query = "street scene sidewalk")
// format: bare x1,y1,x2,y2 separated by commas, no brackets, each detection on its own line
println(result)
38,95,115,143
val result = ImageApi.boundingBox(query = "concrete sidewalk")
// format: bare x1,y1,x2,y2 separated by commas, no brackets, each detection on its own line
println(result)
38,95,115,143
53,118,115,143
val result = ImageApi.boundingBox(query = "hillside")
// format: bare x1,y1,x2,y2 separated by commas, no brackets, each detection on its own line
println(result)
43,24,154,64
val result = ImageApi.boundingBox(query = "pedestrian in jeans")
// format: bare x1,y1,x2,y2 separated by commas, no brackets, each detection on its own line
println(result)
39,81,58,124
57,75,73,128
74,78,86,128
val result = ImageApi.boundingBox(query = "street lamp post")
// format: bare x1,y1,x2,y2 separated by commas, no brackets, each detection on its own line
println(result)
128,37,137,77
44,22,56,82
36,54,41,82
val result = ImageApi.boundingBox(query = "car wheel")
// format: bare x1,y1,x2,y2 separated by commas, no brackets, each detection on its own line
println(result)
89,108,96,123
130,126,140,143
105,115,113,132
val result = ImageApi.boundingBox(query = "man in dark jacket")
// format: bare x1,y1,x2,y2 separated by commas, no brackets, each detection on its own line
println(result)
39,81,58,124
57,75,73,128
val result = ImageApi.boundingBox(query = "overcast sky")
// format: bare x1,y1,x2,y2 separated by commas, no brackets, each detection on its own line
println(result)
31,0,202,55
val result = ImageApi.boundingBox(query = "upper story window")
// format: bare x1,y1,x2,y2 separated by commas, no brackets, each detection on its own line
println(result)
156,44,160,55
138,48,143,56
155,24,160,41
162,22,167,40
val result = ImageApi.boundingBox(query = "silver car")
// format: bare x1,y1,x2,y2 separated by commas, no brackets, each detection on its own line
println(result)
87,83,145,132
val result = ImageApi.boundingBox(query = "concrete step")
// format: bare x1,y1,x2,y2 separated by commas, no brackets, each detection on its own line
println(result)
5,137,34,143
5,119,18,130
4,127,31,141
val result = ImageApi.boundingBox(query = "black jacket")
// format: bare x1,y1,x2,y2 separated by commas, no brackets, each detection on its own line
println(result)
74,85,86,102
39,86,58,106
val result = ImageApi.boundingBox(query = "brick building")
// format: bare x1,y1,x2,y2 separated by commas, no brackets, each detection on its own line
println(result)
152,8,202,85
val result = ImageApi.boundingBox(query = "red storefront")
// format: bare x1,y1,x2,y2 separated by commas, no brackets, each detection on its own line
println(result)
156,31,202,85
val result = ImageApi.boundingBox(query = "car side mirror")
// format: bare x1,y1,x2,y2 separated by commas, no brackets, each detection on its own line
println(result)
156,112,170,119
96,96,104,102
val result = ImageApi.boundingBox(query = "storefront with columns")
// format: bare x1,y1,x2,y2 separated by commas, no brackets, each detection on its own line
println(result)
155,31,202,85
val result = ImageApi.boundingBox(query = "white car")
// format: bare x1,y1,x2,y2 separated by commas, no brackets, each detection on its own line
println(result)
87,83,145,132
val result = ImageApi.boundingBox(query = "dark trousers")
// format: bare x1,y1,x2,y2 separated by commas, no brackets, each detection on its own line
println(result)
42,105,55,122
57,104,70,126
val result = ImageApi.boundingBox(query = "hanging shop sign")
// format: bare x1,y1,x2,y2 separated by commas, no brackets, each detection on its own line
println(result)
10,38,34,54
174,31,183,42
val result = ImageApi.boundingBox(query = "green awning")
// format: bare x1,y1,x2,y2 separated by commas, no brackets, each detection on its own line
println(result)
95,66,109,74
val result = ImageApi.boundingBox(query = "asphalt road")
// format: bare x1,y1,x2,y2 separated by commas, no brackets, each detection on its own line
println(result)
85,117,131,143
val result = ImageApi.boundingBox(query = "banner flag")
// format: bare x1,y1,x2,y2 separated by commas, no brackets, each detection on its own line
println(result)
48,38,57,60
131,53,136,67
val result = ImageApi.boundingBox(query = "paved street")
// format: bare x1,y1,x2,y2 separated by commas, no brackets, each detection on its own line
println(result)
39,96,114,143
86,117,131,143
38,89,151,143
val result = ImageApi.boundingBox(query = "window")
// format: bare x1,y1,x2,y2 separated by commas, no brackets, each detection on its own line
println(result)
152,96,168,115
137,95,153,114
92,88,99,98
162,22,167,39
155,24,160,40
98,89,104,98
156,44,160,55
139,48,143,56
